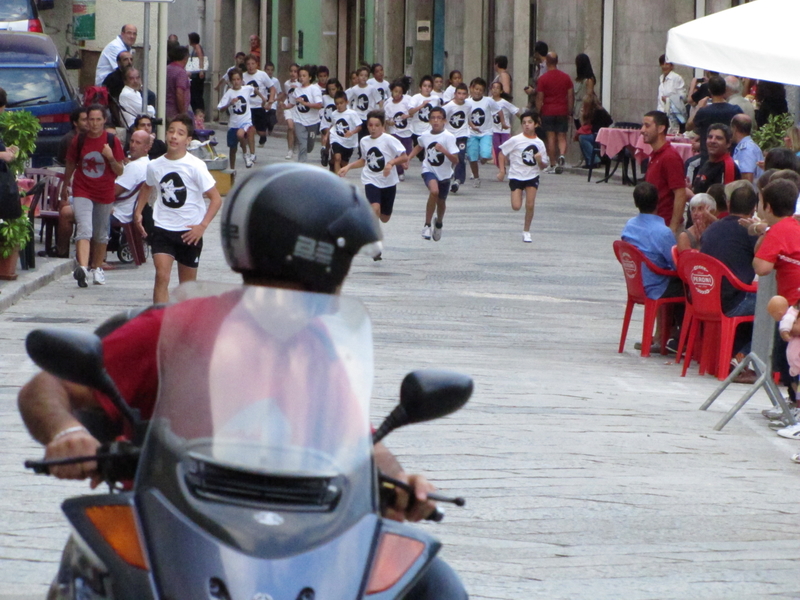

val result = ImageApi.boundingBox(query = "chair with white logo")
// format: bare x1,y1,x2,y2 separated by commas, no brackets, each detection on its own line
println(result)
678,251,757,380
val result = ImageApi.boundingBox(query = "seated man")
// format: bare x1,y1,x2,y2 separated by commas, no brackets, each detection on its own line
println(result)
691,123,741,194
118,68,155,129
101,50,133,102
113,130,151,225
622,181,681,299
700,185,759,380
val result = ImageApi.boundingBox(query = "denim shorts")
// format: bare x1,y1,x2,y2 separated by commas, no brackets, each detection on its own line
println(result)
421,172,450,200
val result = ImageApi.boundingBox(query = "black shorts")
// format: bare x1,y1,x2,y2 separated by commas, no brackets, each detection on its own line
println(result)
364,184,397,216
266,109,278,132
331,142,354,162
509,177,540,191
541,115,569,133
150,226,203,268
422,172,450,200
251,107,268,133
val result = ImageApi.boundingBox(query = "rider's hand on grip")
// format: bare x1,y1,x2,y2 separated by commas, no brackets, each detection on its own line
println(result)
45,428,101,484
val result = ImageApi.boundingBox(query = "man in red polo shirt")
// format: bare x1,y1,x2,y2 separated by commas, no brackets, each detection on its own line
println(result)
641,110,687,235
535,52,573,174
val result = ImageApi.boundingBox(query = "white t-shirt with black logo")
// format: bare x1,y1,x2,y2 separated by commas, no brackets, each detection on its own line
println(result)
358,133,407,188
466,97,501,136
217,86,254,130
441,85,456,104
492,98,519,134
147,152,216,232
385,96,412,138
346,84,380,120
320,94,336,131
283,79,302,120
499,133,548,181
242,70,271,109
419,129,459,180
113,155,149,223
409,94,442,135
367,78,391,104
329,109,362,149
293,84,323,126
444,101,470,138
268,76,281,110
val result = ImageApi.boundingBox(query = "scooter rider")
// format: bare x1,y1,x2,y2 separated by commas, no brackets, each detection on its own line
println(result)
18,163,468,599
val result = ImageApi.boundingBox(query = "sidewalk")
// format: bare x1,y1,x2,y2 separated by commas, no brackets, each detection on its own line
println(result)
2,135,799,599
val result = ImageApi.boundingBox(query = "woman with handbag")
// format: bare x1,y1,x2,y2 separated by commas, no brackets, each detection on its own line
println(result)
188,33,206,116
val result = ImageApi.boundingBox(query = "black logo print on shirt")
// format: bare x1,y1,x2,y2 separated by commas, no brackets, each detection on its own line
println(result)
449,110,466,129
493,112,501,125
356,94,370,111
521,145,537,166
231,95,248,115
393,113,408,129
471,108,486,127
296,94,310,113
247,80,259,97
159,172,187,209
323,104,335,122
334,118,351,137
366,147,386,172
419,104,432,123
425,142,445,167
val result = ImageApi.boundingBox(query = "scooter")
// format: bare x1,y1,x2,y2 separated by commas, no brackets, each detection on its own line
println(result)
24,285,472,599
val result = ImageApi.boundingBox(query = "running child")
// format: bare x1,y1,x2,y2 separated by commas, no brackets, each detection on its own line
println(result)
328,90,362,174
441,70,463,104
243,54,274,148
408,75,442,162
292,64,324,163
319,78,342,167
347,66,381,146
216,69,263,168
490,80,519,166
407,106,459,241
367,63,390,106
432,73,445,100
496,110,548,243
281,63,301,160
264,61,281,135
339,110,408,258
133,114,222,304
316,65,330,93
466,77,504,187
384,79,413,181
443,82,470,193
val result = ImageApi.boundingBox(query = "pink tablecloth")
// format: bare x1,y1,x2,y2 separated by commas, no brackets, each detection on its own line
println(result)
596,128,697,165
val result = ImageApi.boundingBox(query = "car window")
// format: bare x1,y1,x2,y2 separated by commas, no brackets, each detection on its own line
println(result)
0,0,33,21
0,68,67,106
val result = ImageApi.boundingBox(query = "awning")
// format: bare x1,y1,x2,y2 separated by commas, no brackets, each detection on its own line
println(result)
666,0,800,86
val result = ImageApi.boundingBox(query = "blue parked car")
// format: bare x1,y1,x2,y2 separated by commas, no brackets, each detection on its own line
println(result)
0,32,80,166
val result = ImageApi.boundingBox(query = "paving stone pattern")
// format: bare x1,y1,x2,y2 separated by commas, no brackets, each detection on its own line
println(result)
1,139,799,599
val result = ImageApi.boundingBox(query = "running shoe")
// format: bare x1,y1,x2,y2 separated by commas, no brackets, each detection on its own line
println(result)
777,422,800,440
763,401,797,419
555,155,565,174
421,225,432,240
399,174,405,182
92,267,106,285
373,252,382,261
73,266,88,288
432,221,443,241
320,147,329,167
258,135,267,147
285,151,293,160
473,178,481,188
544,166,556,174
244,153,254,168
523,231,532,243
450,181,460,194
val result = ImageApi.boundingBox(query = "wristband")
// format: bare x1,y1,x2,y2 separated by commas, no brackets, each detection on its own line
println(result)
52,425,88,442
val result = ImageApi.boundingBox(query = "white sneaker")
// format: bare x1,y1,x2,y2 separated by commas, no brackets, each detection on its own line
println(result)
285,151,293,160
544,166,556,174
450,181,460,194
473,178,481,188
92,267,106,285
252,152,258,163
523,231,532,243
398,174,405,182
432,221,443,241
763,402,797,420
244,153,254,168
776,422,800,440
421,225,432,240
555,155,566,174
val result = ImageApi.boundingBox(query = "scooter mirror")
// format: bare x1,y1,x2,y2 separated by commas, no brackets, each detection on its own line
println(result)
25,329,144,438
373,370,472,444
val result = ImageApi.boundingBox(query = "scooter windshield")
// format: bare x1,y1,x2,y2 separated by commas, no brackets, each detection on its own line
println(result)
138,284,374,483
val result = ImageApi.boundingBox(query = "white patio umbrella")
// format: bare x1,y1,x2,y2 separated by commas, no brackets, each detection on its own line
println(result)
666,0,800,86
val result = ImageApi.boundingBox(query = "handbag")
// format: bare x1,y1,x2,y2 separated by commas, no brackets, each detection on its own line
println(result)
186,56,209,73
0,161,21,221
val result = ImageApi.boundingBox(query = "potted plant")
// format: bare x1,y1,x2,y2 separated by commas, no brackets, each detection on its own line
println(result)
0,109,41,280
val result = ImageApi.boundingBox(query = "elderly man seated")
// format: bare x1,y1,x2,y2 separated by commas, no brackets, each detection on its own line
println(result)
118,68,156,129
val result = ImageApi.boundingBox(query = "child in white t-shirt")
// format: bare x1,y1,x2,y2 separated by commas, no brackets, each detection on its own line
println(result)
347,66,381,150
408,75,442,163
490,80,520,166
367,63,390,107
444,83,470,193
441,70,463,104
292,65,324,163
339,110,408,259
328,91,362,175
384,80,413,181
466,77,504,188
497,110,548,243
432,74,445,100
319,78,342,168
407,106,459,242
242,55,274,148
281,63,301,160
133,114,222,303
264,61,281,135
217,69,264,169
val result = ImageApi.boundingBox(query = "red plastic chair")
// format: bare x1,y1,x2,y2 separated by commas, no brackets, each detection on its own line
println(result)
678,252,757,380
613,240,684,357
673,248,697,365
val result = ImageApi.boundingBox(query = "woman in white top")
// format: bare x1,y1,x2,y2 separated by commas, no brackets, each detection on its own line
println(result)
281,63,301,160
292,65,324,163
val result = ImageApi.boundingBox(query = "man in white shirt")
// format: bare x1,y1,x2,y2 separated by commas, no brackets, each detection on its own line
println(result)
119,68,155,128
113,130,152,224
725,75,757,126
95,25,137,86
657,54,686,132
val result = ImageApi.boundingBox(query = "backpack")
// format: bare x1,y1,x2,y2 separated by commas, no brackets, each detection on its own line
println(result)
83,86,109,107
75,132,117,160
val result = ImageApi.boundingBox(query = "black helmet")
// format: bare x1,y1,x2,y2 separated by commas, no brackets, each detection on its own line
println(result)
221,164,382,293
